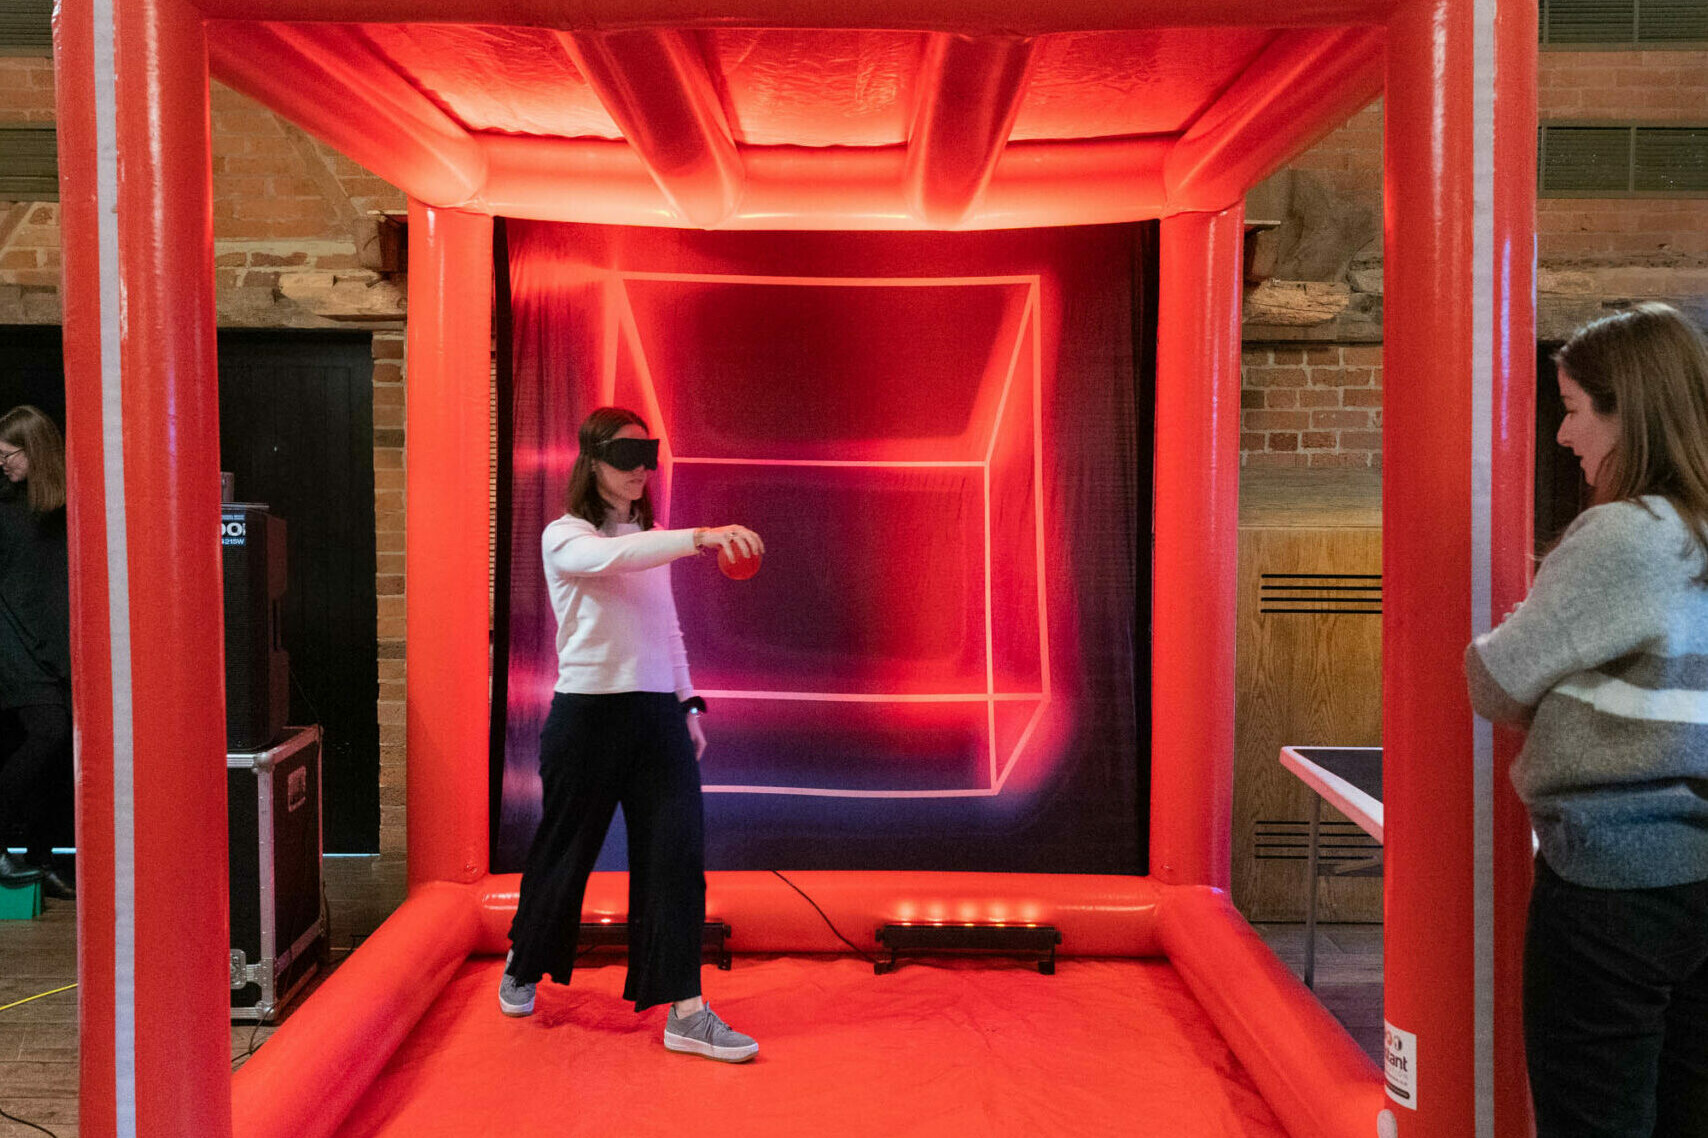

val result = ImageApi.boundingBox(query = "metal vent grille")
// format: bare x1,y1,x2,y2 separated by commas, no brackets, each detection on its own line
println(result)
0,0,51,55
1540,124,1708,196
0,126,57,200
1541,0,1708,43
1640,0,1708,40
1544,0,1638,41
1254,819,1384,862
1635,128,1708,192
1259,572,1382,616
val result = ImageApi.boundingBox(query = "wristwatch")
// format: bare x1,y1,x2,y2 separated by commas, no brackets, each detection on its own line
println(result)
680,696,707,717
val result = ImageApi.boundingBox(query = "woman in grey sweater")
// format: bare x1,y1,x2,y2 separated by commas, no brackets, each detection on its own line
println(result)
1466,303,1708,1137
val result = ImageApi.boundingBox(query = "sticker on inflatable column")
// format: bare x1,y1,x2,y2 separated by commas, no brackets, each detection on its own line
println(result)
1383,1022,1418,1109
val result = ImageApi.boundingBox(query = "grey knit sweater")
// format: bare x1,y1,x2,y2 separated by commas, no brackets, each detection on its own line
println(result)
1466,495,1708,889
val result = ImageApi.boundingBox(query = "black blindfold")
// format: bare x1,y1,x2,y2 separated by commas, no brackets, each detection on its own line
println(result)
595,437,660,471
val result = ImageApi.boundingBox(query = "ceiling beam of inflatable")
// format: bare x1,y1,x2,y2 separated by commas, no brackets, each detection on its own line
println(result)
205,3,1387,229
555,29,746,228
191,0,1393,29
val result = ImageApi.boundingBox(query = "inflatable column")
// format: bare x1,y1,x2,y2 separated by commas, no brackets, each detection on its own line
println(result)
54,1,232,1134
1383,0,1537,1133
404,202,494,889
1152,206,1245,889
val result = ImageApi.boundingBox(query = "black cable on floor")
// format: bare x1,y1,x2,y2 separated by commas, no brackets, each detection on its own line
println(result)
0,1102,59,1137
767,870,878,965
231,1020,264,1070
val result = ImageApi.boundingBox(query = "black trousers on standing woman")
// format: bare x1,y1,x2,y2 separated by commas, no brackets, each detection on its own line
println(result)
1525,857,1708,1137
507,691,706,1012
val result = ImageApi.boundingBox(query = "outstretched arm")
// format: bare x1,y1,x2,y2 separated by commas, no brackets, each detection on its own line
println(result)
543,519,699,576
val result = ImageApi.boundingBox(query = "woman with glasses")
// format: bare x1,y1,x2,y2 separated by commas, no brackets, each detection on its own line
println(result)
498,405,765,1063
0,404,75,900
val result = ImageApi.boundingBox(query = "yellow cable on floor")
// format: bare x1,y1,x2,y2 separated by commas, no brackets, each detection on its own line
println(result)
0,983,76,1012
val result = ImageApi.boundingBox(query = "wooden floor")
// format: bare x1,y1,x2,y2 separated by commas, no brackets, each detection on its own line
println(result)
0,860,1381,1138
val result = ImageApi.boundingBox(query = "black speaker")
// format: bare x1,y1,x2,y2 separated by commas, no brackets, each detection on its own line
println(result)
222,505,289,751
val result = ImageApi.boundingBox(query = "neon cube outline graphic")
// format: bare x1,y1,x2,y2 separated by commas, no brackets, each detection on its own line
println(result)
604,271,1050,799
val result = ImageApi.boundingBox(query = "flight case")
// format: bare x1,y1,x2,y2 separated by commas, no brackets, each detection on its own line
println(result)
229,725,325,1022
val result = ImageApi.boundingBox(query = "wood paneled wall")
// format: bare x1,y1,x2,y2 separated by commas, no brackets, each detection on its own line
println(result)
1233,470,1383,922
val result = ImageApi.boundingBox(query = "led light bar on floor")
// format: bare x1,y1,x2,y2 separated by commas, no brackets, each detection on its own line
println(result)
577,921,734,970
874,923,1062,975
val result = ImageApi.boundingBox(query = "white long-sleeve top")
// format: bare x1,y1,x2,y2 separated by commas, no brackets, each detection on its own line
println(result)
541,513,700,699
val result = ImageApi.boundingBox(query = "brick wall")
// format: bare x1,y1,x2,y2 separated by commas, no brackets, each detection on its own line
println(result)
1537,50,1708,272
0,57,53,122
1270,99,1385,220
1240,345,1384,469
1240,99,1386,468
1539,49,1708,117
0,59,60,322
1,72,408,325
372,331,408,854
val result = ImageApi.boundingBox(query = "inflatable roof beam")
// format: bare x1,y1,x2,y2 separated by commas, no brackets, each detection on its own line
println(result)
904,32,1037,227
206,21,486,208
1164,25,1386,212
474,133,1175,230
556,29,746,229
190,0,1400,32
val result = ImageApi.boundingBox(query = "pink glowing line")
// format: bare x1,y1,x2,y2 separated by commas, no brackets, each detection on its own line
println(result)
992,700,1047,794
980,281,1034,788
983,435,998,786
619,271,1037,289
702,784,1001,798
671,457,985,468
614,278,677,523
525,269,1057,800
981,288,1033,466
695,690,1044,703
598,278,620,406
1030,284,1053,704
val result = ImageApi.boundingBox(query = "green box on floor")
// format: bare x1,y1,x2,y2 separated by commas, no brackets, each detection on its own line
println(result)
0,878,42,919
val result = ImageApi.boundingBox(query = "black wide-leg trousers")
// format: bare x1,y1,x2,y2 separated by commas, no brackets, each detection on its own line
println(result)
1525,857,1708,1138
0,703,73,861
507,691,706,1011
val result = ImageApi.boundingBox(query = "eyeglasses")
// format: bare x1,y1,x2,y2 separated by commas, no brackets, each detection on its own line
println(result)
0,448,21,466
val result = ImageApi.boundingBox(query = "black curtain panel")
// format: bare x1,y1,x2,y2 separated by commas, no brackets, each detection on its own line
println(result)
492,222,1156,875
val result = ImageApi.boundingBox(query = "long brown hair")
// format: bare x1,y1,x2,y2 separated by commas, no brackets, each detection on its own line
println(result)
1554,302,1708,579
564,406,655,530
0,404,66,514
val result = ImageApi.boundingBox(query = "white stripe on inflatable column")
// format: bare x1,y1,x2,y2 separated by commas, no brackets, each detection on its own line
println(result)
1470,0,1499,1134
93,0,138,1133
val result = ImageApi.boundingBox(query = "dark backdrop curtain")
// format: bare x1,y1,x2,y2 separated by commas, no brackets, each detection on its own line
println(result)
492,221,1155,875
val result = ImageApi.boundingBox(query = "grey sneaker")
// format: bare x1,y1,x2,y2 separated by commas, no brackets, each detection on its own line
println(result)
498,950,536,1017
663,1004,758,1062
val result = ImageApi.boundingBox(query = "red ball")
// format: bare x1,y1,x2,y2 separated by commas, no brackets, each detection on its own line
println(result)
717,545,762,580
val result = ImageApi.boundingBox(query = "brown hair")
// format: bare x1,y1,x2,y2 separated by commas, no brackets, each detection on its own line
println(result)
564,405,654,530
0,404,66,514
1554,302,1708,579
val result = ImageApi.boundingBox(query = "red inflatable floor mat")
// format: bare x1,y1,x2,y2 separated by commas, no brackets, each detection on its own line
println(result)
335,954,1289,1138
